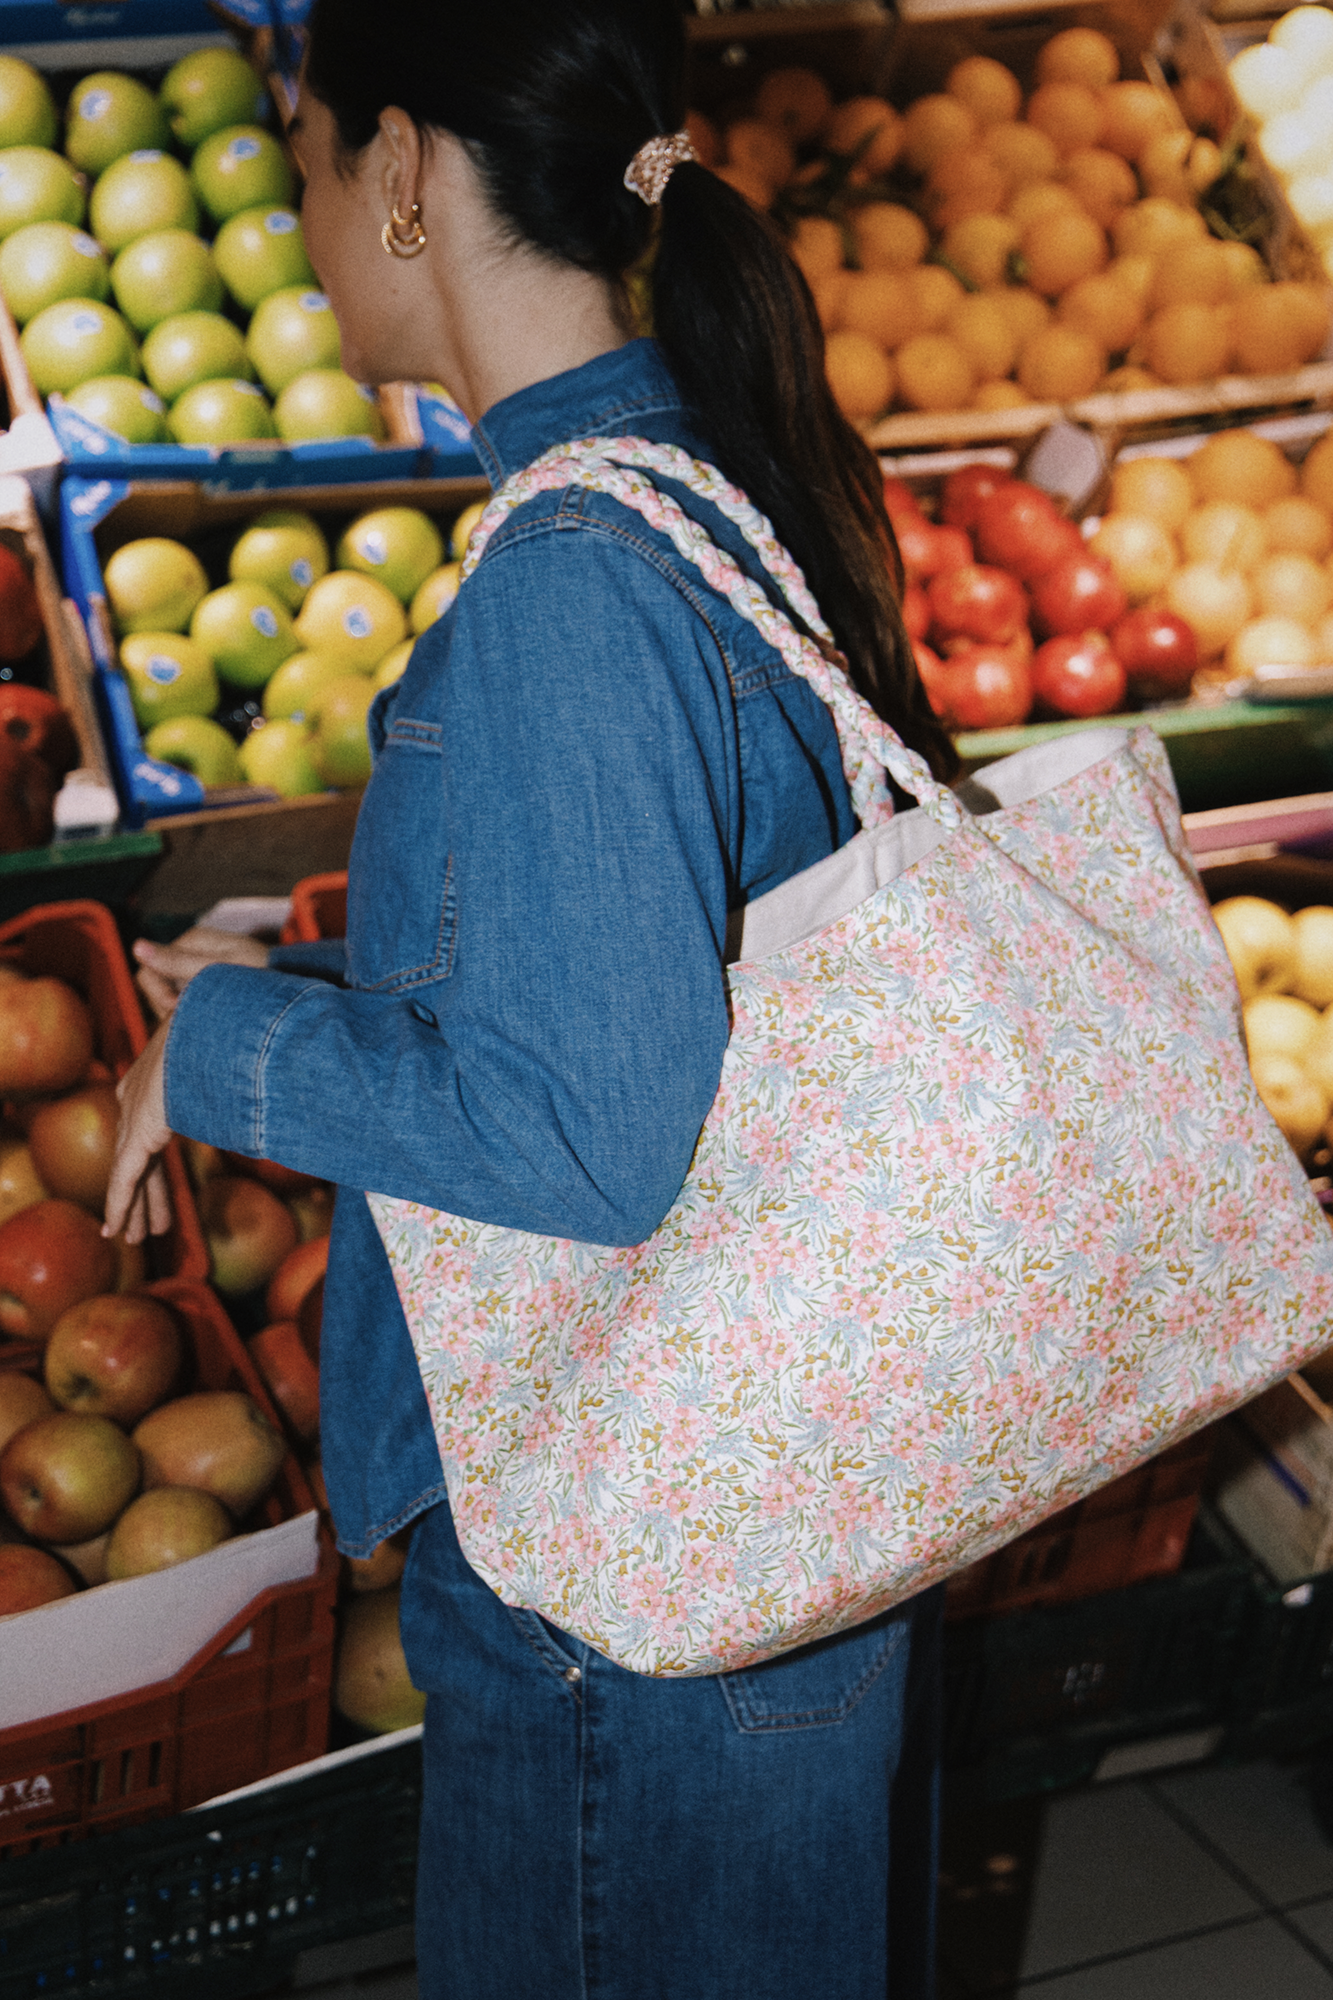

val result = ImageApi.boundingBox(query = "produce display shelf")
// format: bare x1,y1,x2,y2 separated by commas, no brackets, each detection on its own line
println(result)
0,828,161,924
0,1729,420,2000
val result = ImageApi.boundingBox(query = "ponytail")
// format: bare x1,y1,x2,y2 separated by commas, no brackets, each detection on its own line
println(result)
304,0,956,784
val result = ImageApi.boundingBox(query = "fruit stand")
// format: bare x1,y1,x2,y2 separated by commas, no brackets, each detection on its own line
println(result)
8,0,1333,1988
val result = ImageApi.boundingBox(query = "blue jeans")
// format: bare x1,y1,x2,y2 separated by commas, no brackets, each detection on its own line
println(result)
400,1498,942,2000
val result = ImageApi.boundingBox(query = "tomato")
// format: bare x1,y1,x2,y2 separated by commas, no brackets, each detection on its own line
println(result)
893,514,947,580
1108,607,1198,702
928,563,1028,645
1030,551,1128,638
1030,630,1127,719
974,482,1083,582
935,644,1033,730
940,626,1032,667
940,463,1012,533
932,525,974,572
901,582,931,641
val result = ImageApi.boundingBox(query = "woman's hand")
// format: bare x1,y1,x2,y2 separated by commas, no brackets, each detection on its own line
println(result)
104,1022,174,1244
134,925,270,1022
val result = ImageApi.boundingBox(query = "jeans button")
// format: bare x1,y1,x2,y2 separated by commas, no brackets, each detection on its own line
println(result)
564,1666,582,1686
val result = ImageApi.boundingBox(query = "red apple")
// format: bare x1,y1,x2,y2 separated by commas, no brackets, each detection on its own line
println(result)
222,1151,319,1197
133,1390,285,1517
50,1528,109,1585
1030,551,1128,639
0,543,44,661
1108,607,1199,702
0,738,56,853
247,1320,320,1440
928,564,1028,645
881,477,922,525
0,687,77,779
289,1183,334,1242
298,1273,324,1362
935,644,1033,729
1031,630,1128,719
974,483,1084,582
901,582,931,641
344,1527,412,1593
940,463,1011,532
105,1485,232,1579
200,1174,298,1296
0,1199,118,1340
266,1235,328,1324
0,1367,52,1452
44,1292,182,1426
1,1410,139,1541
0,1542,77,1614
0,977,93,1097
27,1083,119,1212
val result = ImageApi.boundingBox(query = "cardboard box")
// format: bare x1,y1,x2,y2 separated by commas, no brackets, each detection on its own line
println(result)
1213,1373,1333,1582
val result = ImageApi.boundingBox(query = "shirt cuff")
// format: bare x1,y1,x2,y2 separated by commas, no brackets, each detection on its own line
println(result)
164,962,322,1160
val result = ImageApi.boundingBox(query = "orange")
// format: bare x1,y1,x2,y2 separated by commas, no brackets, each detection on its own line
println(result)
973,379,1031,410
1107,254,1154,302
944,294,1019,379
1061,147,1137,227
825,332,894,420
927,147,1009,227
1100,364,1162,392
895,333,978,411
825,96,904,176
1016,323,1106,400
713,164,772,210
1147,240,1235,312
685,110,721,170
1021,209,1108,296
1035,27,1121,90
1098,82,1177,163
1006,181,1084,232
1264,495,1333,561
1181,502,1268,573
984,285,1051,345
1191,430,1297,508
1025,82,1106,154
941,213,1021,288
1227,616,1318,676
1229,283,1333,374
725,119,796,194
788,215,845,284
1139,130,1222,202
1109,454,1194,531
852,203,927,272
985,122,1059,187
811,270,851,332
1112,197,1206,259
1057,271,1143,351
1165,563,1253,656
1089,514,1177,599
755,68,833,146
1143,302,1231,384
906,263,965,330
1253,550,1332,623
1217,242,1267,295
946,56,1022,127
1303,433,1333,513
840,270,924,349
901,94,978,174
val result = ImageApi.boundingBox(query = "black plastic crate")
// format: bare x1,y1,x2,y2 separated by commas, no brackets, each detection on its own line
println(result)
1204,1505,1333,1762
0,1733,421,2000
943,1514,1255,1799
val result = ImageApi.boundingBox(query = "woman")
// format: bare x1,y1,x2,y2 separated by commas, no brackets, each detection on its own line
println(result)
108,4,956,1993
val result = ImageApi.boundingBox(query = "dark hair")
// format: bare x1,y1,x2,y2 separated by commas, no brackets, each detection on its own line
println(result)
304,0,956,785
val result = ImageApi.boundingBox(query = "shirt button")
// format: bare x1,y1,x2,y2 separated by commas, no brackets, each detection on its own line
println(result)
564,1666,582,1686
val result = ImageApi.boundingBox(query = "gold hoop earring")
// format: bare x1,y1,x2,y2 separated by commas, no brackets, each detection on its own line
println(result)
381,201,427,259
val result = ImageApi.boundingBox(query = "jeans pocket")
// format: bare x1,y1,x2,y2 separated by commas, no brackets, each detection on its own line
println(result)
720,1608,911,1733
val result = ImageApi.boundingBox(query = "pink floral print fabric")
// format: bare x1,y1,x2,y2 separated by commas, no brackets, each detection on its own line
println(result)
369,442,1333,1676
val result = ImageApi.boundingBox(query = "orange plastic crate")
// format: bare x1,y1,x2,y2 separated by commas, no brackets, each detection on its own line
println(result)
0,1279,337,1855
281,872,347,946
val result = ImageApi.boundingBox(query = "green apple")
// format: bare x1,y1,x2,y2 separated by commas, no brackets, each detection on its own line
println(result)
229,510,328,610
64,374,167,442
238,719,323,796
450,502,486,563
310,675,374,787
274,369,386,443
168,377,277,444
295,570,406,671
105,538,208,634
336,507,442,606
120,630,219,726
374,639,414,690
142,309,249,400
160,48,266,152
214,205,313,313
191,580,299,687
191,127,292,225
90,151,197,254
21,297,137,395
410,563,461,634
262,649,349,721
0,60,56,151
111,230,221,332
144,714,242,785
0,148,85,240
0,223,108,324
246,287,339,394
65,74,168,178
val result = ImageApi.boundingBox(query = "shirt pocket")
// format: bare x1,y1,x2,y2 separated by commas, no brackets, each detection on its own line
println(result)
346,715,457,994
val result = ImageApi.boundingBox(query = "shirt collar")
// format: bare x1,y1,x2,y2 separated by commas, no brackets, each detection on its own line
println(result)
471,339,683,487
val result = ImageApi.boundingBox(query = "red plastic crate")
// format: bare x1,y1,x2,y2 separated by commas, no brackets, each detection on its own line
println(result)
282,872,348,946
0,1278,337,1855
945,1434,1215,1622
0,899,206,1287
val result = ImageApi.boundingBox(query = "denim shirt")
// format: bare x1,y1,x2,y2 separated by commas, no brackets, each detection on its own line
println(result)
164,339,860,1556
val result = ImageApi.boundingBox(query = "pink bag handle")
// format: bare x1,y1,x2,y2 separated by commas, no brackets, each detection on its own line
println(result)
461,435,964,834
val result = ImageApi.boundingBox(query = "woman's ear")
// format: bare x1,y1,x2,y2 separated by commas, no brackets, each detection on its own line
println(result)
378,105,424,224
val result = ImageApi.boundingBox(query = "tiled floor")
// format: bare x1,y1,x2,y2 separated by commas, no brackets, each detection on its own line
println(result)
939,1758,1333,1997
285,1758,1333,2000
